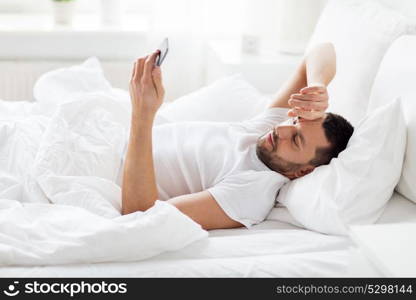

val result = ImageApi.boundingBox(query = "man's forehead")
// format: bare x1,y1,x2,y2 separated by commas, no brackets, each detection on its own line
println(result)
298,117,330,147
298,114,327,124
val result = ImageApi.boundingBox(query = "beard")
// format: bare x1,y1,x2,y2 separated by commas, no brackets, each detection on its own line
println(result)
255,132,277,171
255,133,298,174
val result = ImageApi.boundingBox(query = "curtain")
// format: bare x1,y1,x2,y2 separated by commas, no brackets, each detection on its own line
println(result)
147,0,247,100
147,0,325,99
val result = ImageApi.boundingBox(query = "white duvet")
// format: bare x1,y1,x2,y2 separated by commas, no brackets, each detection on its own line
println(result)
0,59,207,266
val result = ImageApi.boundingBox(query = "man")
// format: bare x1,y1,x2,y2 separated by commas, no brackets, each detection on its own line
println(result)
121,43,354,230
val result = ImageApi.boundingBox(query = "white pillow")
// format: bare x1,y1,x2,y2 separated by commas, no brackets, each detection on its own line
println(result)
377,193,416,225
384,93,416,204
308,0,413,126
277,99,406,235
367,36,416,204
158,74,269,123
33,57,112,106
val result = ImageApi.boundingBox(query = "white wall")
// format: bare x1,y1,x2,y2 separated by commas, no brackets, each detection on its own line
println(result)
7,0,413,102
379,0,416,17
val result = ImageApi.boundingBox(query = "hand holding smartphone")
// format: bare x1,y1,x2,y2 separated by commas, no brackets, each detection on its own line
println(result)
156,38,169,67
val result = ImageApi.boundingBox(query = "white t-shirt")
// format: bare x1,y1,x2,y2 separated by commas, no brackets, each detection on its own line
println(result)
118,107,290,227
149,107,290,228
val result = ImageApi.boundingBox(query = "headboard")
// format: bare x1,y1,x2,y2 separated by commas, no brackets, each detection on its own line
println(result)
368,35,416,110
368,34,416,205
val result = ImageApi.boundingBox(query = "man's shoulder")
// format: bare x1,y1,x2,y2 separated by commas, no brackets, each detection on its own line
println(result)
220,170,289,187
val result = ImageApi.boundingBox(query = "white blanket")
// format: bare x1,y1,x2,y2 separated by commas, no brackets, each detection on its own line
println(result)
0,200,206,266
0,85,207,266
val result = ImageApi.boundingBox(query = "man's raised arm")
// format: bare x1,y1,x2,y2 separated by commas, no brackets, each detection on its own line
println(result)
269,43,336,119
121,52,243,230
121,51,164,214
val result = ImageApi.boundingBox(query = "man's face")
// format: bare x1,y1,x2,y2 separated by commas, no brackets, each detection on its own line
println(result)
256,116,331,178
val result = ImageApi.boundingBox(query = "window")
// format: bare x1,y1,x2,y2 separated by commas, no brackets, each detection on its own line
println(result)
0,0,326,53
0,0,150,14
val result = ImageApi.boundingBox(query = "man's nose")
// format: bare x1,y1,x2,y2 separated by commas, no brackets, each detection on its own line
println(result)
275,125,296,139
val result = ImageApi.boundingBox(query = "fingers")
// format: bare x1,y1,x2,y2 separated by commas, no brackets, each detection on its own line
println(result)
136,56,146,82
289,99,328,111
131,56,146,84
132,50,161,84
289,89,328,111
288,84,329,120
143,51,159,83
288,108,325,120
130,51,164,103
152,66,165,98
290,93,326,101
287,109,297,118
131,61,137,79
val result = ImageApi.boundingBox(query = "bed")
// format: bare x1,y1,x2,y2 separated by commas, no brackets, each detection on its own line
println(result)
0,221,352,277
0,192,414,278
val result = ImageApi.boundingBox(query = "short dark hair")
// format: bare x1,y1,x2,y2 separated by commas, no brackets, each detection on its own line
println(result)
309,112,354,167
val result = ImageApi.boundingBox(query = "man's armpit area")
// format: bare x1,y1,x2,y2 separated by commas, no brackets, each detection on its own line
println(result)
167,191,243,230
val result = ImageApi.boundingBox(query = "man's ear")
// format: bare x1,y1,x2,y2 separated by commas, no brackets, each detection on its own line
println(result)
292,165,315,179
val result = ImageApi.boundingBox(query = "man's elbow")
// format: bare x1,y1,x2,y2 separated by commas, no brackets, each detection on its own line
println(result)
121,205,149,215
121,207,133,215
121,205,137,215
121,195,152,215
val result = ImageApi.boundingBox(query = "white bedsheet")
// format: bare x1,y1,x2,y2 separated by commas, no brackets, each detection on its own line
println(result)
0,220,351,277
0,200,206,266
2,193,413,277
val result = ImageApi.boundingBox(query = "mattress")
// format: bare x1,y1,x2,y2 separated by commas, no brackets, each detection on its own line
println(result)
0,220,349,277
2,193,414,278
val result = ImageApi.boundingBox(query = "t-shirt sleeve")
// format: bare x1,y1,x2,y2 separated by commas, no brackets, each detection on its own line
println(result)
239,107,290,135
207,171,288,228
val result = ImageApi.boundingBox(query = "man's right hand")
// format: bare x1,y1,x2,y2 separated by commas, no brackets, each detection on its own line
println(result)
287,84,329,120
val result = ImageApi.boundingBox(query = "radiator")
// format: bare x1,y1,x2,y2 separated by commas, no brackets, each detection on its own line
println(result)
0,60,132,102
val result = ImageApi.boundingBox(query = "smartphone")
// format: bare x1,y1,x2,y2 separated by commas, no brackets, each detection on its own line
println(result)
156,38,169,67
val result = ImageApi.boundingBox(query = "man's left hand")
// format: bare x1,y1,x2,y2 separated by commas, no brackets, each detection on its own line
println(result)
287,84,329,120
129,51,165,117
